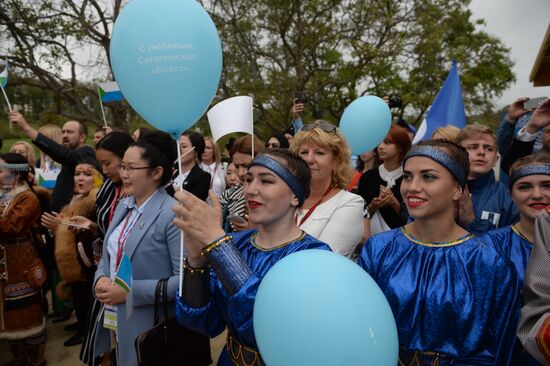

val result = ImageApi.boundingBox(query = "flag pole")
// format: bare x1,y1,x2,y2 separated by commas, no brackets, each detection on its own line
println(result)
97,86,108,128
0,83,13,132
251,99,255,158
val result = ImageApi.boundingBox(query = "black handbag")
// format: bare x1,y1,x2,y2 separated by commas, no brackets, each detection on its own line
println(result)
135,278,212,366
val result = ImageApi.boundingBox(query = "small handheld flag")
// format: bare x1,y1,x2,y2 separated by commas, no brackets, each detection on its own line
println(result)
114,252,133,318
0,59,7,88
0,58,12,114
98,81,124,103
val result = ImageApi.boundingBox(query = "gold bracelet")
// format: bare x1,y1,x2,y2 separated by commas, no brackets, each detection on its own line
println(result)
183,257,209,274
201,235,232,256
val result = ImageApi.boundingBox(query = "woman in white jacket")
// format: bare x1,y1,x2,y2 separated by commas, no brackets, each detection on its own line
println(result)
290,121,364,258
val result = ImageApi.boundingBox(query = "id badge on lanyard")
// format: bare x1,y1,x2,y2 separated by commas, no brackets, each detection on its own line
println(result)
103,304,118,331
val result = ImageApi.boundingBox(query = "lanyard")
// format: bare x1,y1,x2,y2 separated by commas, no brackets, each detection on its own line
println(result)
115,209,142,269
295,185,333,226
108,186,121,224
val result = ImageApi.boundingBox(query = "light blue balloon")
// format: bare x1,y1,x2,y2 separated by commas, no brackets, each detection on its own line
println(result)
254,249,398,366
339,96,392,156
110,0,222,139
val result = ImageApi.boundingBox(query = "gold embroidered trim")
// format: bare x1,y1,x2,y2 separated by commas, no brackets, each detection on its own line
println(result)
511,224,532,244
226,332,264,366
401,227,473,247
201,235,232,256
250,230,306,252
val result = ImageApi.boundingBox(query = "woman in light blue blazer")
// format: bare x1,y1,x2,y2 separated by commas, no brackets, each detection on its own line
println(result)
91,131,182,366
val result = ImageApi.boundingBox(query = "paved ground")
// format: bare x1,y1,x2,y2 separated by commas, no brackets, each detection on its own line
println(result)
0,314,225,365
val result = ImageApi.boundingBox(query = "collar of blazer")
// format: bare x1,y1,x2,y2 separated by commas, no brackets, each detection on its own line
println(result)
107,189,167,260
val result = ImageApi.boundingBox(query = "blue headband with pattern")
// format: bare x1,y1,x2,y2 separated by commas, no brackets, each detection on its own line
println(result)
248,155,306,205
509,163,550,188
0,163,29,171
403,146,466,187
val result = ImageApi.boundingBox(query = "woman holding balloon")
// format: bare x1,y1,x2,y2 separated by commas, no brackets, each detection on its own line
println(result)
359,140,519,365
173,149,331,366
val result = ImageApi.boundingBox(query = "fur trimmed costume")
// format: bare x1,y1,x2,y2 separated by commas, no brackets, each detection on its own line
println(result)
55,188,99,283
0,185,46,340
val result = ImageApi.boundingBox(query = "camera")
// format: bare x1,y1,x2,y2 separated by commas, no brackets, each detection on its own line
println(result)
388,95,402,109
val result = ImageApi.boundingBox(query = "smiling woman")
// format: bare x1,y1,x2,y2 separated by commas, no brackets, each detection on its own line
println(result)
359,140,520,365
290,121,364,258
482,153,550,365
173,149,331,366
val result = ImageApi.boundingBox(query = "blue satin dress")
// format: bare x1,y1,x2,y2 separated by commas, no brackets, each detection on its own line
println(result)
176,229,331,366
482,225,540,366
358,227,519,365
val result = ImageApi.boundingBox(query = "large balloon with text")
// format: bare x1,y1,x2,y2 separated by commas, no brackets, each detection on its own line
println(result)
254,249,399,366
339,96,392,155
110,0,222,139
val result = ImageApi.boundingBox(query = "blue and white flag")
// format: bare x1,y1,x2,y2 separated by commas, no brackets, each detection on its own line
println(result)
98,81,124,103
0,59,8,88
413,62,466,143
114,253,133,318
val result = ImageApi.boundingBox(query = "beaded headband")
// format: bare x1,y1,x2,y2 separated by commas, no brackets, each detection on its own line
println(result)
509,163,550,188
0,163,29,171
403,146,466,187
248,155,306,205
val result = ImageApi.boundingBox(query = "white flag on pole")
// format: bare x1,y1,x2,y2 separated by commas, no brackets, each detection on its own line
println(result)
207,96,253,142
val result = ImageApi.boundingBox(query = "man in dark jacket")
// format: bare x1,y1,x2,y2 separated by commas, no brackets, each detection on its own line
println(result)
9,111,95,212
456,124,519,234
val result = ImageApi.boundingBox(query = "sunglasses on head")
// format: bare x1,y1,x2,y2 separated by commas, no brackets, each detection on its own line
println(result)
302,122,338,133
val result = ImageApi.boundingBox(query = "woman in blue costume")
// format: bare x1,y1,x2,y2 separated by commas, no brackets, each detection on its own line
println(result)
482,153,550,366
173,149,331,366
359,140,519,365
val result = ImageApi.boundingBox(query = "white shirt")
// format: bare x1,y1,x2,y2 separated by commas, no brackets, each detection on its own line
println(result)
200,162,226,197
106,190,158,278
296,190,364,258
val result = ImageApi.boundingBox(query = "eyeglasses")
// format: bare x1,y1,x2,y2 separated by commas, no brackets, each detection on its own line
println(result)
302,122,338,133
118,165,151,174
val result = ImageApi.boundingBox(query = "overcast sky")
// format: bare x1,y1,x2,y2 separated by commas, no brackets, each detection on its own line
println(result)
469,0,550,108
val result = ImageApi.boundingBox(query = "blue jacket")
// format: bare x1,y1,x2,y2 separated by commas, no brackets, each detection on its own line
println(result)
92,189,183,366
465,170,519,234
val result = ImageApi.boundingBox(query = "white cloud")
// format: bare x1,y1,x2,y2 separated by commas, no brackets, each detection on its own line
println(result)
470,0,550,108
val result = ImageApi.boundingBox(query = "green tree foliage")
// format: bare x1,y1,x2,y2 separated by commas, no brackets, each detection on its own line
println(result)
0,0,514,137
205,0,515,134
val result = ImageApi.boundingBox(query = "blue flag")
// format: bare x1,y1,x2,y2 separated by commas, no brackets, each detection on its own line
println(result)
114,253,133,318
413,62,466,143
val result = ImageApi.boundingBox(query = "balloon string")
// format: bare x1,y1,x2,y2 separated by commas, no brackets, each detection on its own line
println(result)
177,141,184,297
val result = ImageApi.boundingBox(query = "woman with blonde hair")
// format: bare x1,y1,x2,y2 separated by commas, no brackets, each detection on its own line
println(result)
200,136,226,197
37,124,62,171
290,121,364,258
10,141,36,167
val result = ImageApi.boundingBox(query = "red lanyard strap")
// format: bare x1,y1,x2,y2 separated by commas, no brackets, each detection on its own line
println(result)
115,210,142,269
296,185,333,226
108,186,121,224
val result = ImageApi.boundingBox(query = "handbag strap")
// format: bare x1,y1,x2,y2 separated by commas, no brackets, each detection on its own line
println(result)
153,279,164,325
162,278,169,323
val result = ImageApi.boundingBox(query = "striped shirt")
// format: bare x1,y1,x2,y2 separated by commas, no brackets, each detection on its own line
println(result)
219,185,246,233
95,178,125,237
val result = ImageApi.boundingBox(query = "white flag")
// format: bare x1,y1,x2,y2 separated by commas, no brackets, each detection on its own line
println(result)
207,96,253,142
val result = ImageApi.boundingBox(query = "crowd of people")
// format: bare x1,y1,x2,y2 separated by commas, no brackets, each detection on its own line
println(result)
0,96,549,365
